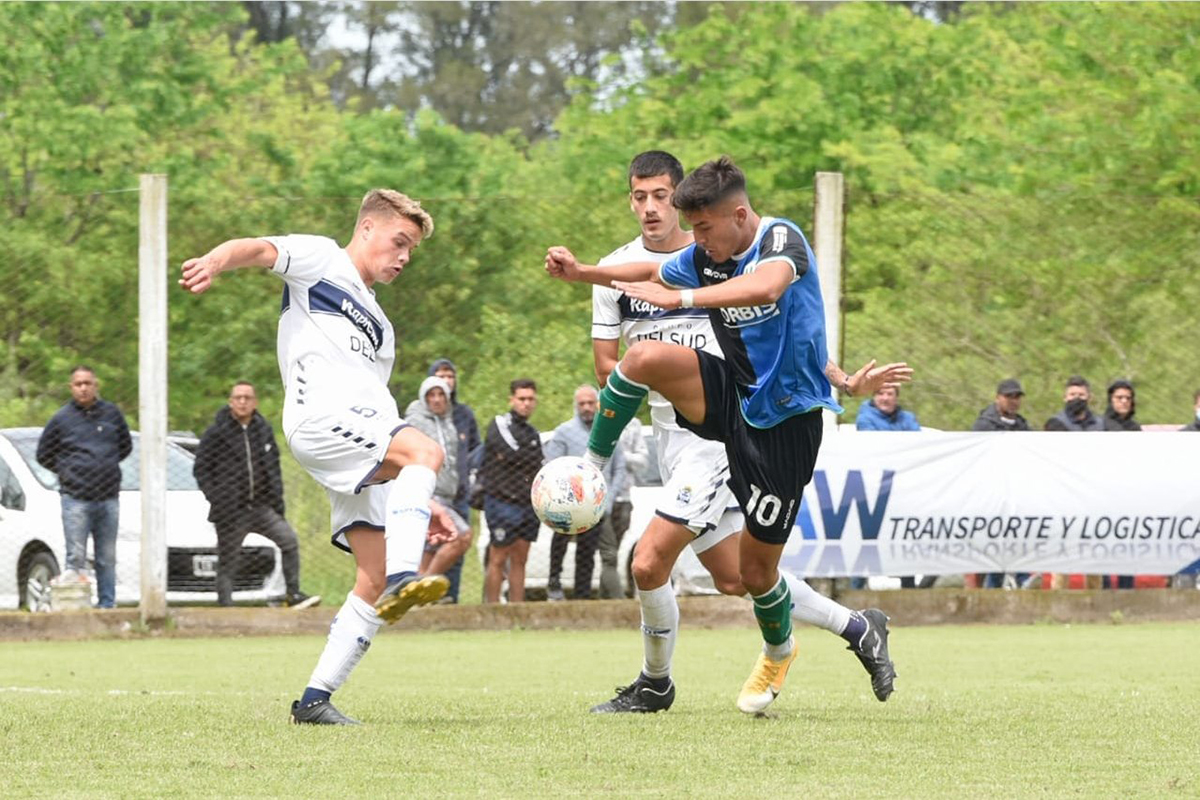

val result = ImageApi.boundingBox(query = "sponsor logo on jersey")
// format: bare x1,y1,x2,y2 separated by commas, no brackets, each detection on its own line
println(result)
718,303,780,328
308,279,385,350
703,267,731,281
619,295,706,320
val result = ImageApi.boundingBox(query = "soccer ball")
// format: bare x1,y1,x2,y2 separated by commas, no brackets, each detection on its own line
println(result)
530,456,607,535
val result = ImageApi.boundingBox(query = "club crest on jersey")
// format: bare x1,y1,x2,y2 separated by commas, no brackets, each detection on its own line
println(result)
719,303,780,328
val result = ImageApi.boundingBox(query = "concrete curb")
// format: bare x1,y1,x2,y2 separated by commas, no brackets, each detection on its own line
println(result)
1,589,1197,642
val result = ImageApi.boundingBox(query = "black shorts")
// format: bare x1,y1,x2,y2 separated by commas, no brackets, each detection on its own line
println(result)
484,495,540,546
676,349,823,545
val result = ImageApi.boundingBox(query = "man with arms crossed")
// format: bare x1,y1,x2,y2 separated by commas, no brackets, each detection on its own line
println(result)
180,189,454,725
553,156,906,714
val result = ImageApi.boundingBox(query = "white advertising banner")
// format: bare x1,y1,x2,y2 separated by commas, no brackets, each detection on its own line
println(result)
778,432,1200,578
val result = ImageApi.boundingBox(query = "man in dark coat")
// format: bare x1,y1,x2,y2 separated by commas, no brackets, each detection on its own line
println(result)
481,379,543,604
1044,375,1106,431
36,366,132,608
972,378,1031,432
1103,379,1142,431
1183,389,1200,431
194,382,317,608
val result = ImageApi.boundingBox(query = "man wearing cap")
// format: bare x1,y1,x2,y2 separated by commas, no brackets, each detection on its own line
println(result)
971,378,1032,590
972,379,1031,431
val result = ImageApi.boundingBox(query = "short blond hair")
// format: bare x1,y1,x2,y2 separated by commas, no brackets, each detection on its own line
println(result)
357,189,434,239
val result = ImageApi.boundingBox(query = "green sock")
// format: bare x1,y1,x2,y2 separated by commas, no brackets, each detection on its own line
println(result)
752,575,794,647
588,365,648,459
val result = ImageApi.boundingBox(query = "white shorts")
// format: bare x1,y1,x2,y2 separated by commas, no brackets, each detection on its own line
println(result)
286,408,408,551
653,426,743,553
326,483,391,552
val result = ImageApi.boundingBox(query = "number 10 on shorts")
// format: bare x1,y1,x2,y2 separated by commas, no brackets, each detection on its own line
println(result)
746,483,782,528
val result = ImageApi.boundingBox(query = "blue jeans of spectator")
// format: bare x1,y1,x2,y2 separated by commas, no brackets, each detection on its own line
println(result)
441,499,471,603
61,495,119,608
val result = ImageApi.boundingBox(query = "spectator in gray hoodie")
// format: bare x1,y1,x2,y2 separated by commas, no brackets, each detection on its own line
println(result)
544,385,627,600
404,376,472,591
427,358,481,603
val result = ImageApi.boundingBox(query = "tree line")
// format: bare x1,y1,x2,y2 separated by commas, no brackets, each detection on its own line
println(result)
2,2,1197,435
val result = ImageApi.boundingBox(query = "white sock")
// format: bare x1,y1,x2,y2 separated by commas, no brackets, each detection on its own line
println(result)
307,592,384,693
781,570,852,634
385,465,436,577
763,635,795,661
638,582,679,679
584,450,610,472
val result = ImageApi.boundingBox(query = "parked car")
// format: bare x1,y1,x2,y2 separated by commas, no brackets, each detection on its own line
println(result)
475,425,717,599
0,427,285,611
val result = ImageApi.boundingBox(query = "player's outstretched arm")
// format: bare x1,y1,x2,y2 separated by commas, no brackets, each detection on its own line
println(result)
614,260,793,311
827,359,913,397
545,246,659,287
179,238,279,295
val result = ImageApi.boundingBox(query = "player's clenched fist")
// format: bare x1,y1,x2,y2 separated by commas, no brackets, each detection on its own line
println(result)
179,254,222,295
544,246,580,281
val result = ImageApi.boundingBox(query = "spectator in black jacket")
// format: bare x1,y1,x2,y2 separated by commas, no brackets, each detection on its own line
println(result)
482,378,543,604
971,379,1031,589
1103,379,1141,431
428,358,481,603
194,382,317,609
36,366,132,608
972,378,1031,432
1183,389,1200,432
1044,376,1106,431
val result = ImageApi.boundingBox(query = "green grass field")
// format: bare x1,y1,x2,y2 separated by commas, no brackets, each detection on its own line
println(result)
3,621,1198,798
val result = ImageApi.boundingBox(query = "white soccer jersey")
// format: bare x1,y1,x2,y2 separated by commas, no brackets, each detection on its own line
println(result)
592,236,724,431
266,234,399,438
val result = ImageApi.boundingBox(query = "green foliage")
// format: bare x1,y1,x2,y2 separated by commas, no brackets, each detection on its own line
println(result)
4,1,1199,438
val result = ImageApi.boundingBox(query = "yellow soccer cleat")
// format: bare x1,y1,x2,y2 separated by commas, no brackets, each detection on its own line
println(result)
375,574,450,624
736,642,797,714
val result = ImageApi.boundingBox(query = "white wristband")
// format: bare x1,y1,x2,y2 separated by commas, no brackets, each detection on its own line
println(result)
679,289,695,309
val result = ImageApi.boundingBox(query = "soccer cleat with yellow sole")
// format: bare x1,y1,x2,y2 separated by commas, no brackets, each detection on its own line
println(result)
736,642,797,714
375,573,449,624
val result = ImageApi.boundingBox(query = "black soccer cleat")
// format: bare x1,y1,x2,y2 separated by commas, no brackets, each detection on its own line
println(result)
590,673,675,714
290,698,361,725
848,608,897,702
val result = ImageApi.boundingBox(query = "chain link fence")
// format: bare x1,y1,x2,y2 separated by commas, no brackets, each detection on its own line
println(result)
3,181,1196,610
840,188,1200,432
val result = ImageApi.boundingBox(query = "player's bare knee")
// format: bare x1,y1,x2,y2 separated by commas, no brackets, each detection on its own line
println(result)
632,549,670,589
714,575,746,596
620,341,660,382
355,573,387,604
401,439,443,473
739,563,774,597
